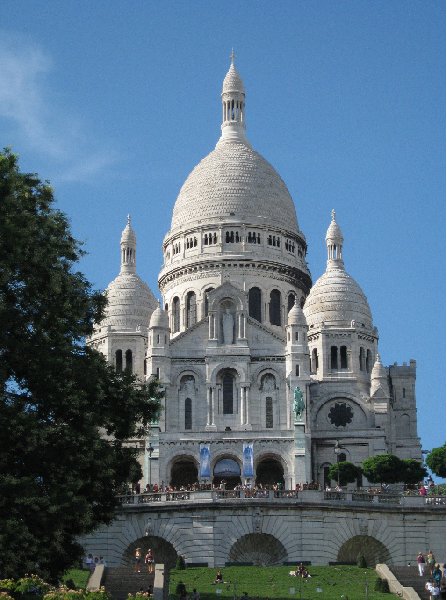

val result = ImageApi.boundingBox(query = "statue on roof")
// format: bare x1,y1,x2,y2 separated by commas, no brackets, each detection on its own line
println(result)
293,386,305,422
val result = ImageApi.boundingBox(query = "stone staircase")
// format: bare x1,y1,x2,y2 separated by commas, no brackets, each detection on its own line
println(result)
102,566,155,600
388,566,427,599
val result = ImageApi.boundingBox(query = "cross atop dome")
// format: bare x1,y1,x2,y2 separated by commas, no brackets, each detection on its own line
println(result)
120,215,137,273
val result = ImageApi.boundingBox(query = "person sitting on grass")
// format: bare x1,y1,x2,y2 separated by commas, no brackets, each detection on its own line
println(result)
213,570,223,584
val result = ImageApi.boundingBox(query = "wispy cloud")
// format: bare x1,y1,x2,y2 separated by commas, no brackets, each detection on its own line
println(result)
0,32,119,182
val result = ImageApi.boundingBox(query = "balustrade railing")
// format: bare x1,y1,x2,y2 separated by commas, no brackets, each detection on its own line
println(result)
116,490,445,508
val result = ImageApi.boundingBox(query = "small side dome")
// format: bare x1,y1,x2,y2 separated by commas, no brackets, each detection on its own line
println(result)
371,354,387,380
288,301,307,327
304,210,373,330
104,273,157,330
150,305,169,329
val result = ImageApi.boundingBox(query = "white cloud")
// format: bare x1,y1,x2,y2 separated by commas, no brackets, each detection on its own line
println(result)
0,32,118,182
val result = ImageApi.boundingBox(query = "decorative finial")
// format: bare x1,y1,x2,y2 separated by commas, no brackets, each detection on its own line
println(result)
127,214,131,226
331,209,336,222
230,48,235,65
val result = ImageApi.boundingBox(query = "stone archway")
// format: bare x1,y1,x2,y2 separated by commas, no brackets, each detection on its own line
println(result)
256,457,285,487
124,536,178,569
229,533,287,566
170,458,198,488
337,535,391,566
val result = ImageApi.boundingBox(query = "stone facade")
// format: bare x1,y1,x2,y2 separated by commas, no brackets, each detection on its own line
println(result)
89,57,422,488
80,495,445,568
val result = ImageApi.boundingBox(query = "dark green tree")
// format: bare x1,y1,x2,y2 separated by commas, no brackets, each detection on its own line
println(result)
361,454,403,484
327,461,362,487
0,150,162,581
400,459,427,485
425,444,446,478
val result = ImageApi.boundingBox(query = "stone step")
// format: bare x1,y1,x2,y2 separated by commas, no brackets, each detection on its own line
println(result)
388,566,429,599
103,566,155,600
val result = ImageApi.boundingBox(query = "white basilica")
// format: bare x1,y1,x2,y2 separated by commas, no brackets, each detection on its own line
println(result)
88,57,421,490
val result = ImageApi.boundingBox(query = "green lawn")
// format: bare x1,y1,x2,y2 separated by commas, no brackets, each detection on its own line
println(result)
62,568,91,589
169,566,392,600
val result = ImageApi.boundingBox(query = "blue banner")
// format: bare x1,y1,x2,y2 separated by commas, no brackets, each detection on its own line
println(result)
199,443,211,478
242,442,254,477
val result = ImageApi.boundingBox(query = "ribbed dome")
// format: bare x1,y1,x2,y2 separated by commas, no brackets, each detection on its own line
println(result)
288,302,307,326
303,267,373,329
103,272,157,330
149,305,169,329
171,141,299,233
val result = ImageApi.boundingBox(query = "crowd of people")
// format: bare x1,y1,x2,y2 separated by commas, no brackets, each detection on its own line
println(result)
416,549,446,598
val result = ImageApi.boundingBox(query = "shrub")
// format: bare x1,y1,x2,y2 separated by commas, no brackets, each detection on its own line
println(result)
175,582,186,597
357,554,367,568
175,556,186,570
374,578,390,592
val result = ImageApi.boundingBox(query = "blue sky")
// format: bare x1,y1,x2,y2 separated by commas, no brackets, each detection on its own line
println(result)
1,2,445,463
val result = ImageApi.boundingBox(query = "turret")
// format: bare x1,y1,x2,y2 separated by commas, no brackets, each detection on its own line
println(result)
147,303,171,383
219,50,248,144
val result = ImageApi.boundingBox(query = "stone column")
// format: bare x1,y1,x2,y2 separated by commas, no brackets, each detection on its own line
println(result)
240,386,245,425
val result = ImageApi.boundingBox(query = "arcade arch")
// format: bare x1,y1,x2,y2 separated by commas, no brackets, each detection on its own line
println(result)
170,456,198,488
124,536,178,569
255,456,285,487
229,533,287,566
337,535,390,566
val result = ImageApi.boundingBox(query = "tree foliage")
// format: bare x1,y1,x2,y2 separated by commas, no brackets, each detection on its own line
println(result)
361,454,404,484
327,461,362,486
361,454,426,485
425,444,446,478
400,459,427,485
0,150,162,581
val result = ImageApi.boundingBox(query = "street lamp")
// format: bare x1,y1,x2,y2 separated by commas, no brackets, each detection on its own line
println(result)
147,444,154,487
334,440,344,488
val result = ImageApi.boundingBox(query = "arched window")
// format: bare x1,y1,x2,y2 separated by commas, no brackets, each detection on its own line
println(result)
312,348,319,373
340,346,348,369
185,398,192,430
172,297,180,333
186,291,196,327
359,347,365,371
143,359,147,375
115,349,123,373
337,452,347,463
331,346,338,369
269,289,281,326
248,287,262,322
222,372,234,414
125,349,132,373
366,349,372,373
204,287,214,317
266,397,273,428
288,293,295,313
295,364,300,377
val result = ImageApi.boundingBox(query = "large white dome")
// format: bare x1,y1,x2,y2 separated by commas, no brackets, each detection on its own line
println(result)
171,140,299,233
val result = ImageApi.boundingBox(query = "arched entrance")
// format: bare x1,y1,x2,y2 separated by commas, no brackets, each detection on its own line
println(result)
124,536,178,569
213,458,241,489
255,457,285,487
170,457,198,488
229,533,287,566
337,535,391,566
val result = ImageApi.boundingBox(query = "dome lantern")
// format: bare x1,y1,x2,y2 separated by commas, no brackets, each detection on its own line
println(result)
220,50,248,144
326,209,344,270
120,215,137,274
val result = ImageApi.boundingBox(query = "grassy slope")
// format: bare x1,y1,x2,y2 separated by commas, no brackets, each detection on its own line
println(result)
169,566,391,600
62,569,91,589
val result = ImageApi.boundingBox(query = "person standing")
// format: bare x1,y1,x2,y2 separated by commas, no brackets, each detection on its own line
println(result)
417,552,426,576
134,548,142,573
432,564,442,588
425,580,440,599
427,550,436,576
145,548,155,574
